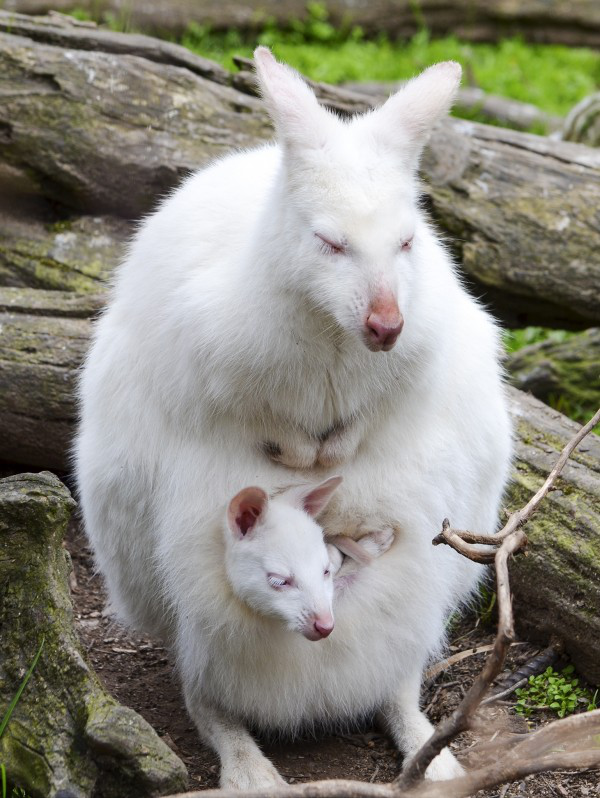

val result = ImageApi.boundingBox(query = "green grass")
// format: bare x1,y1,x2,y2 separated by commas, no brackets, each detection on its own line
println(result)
503,327,574,355
183,26,600,118
515,665,598,718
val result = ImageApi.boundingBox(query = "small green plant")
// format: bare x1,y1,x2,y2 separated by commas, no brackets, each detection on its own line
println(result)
0,639,44,798
515,665,598,718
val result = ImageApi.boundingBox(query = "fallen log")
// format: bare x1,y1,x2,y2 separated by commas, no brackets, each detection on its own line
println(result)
1,14,599,328
0,288,101,470
0,209,128,291
505,390,600,685
0,470,188,796
506,329,600,422
341,80,563,135
4,0,600,47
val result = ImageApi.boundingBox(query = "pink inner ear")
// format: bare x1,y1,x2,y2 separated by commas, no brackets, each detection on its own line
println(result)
237,506,260,536
302,475,343,518
228,486,268,538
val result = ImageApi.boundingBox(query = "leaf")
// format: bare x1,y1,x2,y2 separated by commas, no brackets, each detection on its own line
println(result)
0,637,45,739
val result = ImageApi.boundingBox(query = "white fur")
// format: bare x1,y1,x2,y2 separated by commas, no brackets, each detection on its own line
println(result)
76,49,512,787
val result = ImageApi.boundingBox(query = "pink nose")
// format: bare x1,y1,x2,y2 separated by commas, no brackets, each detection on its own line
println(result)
314,619,334,638
365,313,404,351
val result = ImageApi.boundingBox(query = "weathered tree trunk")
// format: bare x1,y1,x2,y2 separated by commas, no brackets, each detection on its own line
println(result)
1,12,599,328
0,471,188,797
4,0,600,47
505,390,600,685
506,330,600,422
0,288,101,469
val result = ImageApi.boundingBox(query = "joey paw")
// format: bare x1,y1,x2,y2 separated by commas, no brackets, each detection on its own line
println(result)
358,527,395,557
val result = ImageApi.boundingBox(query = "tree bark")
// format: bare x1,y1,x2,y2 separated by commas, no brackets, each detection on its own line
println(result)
0,209,128,291
0,288,101,470
504,389,600,685
4,0,600,47
1,13,599,328
506,330,600,422
0,471,188,797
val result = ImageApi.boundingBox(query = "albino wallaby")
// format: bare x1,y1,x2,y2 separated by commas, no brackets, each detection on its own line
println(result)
77,47,512,787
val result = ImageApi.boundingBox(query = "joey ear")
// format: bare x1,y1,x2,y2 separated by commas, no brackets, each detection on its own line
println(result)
295,475,343,519
254,46,334,151
367,61,462,165
227,486,268,539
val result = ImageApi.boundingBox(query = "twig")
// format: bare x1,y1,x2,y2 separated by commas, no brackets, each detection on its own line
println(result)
481,677,529,705
425,643,526,682
433,406,600,553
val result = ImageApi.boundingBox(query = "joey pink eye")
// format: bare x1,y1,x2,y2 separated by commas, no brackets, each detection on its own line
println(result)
268,574,291,589
324,568,330,576
315,232,347,256
400,236,414,252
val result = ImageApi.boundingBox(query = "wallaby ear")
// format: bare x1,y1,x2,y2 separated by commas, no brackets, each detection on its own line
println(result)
367,61,462,165
294,475,343,519
227,486,268,539
254,46,333,151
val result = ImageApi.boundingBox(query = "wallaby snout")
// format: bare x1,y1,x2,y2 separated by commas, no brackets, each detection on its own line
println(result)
364,296,404,352
303,613,335,641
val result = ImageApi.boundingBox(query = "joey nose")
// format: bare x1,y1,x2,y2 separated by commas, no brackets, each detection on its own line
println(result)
314,619,334,638
365,313,404,351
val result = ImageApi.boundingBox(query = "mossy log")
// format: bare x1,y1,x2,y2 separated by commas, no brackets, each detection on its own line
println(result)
0,210,128,291
0,287,102,469
0,471,188,797
4,0,600,46
507,330,600,422
504,389,600,685
1,14,599,328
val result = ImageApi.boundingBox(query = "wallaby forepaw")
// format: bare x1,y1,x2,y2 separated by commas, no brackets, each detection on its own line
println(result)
262,439,319,470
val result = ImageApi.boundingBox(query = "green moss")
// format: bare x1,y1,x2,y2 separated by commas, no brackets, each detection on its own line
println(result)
0,473,187,796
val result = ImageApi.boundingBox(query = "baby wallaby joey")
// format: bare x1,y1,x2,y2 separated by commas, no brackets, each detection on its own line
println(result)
225,476,394,641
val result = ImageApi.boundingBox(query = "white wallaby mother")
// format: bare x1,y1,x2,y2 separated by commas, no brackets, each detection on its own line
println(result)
77,48,512,788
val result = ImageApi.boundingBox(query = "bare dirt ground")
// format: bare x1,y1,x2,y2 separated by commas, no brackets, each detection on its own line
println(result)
66,518,600,797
